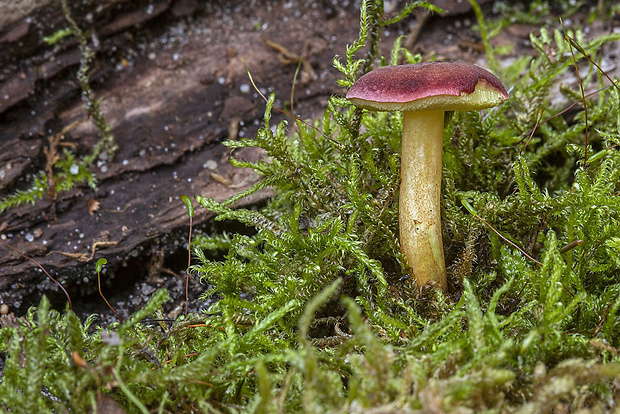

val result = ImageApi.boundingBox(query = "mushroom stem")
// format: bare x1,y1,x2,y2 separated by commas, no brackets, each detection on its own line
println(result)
399,109,448,291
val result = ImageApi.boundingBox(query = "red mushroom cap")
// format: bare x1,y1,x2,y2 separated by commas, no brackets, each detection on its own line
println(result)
346,62,509,112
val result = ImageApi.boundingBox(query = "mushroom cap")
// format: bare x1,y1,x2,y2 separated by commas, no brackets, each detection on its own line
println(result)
346,62,509,112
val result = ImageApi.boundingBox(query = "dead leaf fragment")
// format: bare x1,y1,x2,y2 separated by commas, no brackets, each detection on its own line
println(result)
87,198,101,215
211,172,231,186
72,351,89,368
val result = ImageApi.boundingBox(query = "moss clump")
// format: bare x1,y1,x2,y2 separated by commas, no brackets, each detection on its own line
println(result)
2,1,620,412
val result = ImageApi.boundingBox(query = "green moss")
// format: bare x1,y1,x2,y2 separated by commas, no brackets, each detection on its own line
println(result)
2,0,620,412
0,0,116,216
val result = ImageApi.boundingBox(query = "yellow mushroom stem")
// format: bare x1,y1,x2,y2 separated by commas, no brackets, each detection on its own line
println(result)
399,109,448,291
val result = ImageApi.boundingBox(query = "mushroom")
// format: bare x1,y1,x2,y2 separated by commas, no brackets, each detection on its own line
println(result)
346,62,508,291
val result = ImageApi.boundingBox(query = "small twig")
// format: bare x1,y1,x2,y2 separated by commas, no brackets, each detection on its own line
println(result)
461,199,542,266
523,23,620,158
520,108,544,154
470,213,578,302
263,37,303,65
562,25,620,94
521,86,608,148
476,214,543,266
592,304,610,338
506,281,529,316
50,240,119,262
0,238,72,309
461,201,580,300
560,19,620,165
559,239,583,254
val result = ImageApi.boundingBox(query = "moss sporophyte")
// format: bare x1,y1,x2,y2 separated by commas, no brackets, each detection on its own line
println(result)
347,62,508,291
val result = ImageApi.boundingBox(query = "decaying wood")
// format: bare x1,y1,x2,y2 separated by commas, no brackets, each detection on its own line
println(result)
0,0,357,318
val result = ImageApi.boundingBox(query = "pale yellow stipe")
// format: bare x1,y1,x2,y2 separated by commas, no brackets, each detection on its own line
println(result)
399,110,447,290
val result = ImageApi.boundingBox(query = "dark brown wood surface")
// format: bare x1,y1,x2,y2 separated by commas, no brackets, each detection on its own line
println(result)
0,0,362,319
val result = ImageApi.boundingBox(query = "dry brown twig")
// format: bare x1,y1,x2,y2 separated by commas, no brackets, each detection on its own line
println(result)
262,36,315,85
50,240,119,263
